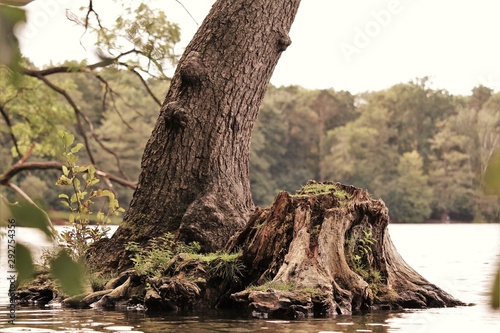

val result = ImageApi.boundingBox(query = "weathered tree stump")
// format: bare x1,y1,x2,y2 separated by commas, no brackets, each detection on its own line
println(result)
229,180,464,318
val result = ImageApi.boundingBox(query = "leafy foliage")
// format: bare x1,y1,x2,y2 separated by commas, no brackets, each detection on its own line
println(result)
0,4,25,84
293,182,351,203
14,243,35,285
55,130,125,260
49,249,85,296
9,200,55,239
253,81,498,223
483,149,500,196
384,151,433,223
349,230,376,272
85,2,180,78
126,233,201,278
0,195,85,296
0,66,75,158
345,227,386,297
126,233,245,283
187,251,246,284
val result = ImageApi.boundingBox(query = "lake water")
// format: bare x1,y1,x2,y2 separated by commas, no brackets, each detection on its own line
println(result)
1,223,499,332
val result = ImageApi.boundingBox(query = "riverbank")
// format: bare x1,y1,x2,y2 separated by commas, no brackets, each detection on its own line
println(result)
2,224,499,332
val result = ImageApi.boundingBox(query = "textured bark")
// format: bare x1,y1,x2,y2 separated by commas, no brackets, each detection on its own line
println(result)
93,0,301,270
230,181,464,318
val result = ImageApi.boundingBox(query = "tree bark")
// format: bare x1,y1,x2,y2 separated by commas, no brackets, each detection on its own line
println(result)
93,0,301,270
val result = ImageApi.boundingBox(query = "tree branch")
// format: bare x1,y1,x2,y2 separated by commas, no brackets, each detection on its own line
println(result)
20,50,142,77
22,71,97,165
0,104,22,158
0,161,63,186
20,55,155,182
15,143,34,165
6,181,36,205
119,62,162,106
174,0,199,26
0,160,137,189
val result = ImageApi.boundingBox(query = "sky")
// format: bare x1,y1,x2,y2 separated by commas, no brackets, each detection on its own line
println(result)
17,0,500,95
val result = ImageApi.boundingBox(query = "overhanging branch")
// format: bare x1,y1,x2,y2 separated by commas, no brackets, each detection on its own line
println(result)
0,104,22,158
0,161,137,189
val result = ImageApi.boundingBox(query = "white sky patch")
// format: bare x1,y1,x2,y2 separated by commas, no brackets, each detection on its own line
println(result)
18,0,500,95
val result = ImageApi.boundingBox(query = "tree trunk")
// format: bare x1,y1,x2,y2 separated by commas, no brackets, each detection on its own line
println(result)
230,181,464,318
93,0,301,270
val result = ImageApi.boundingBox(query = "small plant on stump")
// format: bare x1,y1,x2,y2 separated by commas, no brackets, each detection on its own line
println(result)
191,251,246,284
346,228,386,298
126,233,202,278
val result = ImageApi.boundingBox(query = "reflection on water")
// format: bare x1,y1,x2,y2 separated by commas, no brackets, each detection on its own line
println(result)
1,224,500,332
0,308,401,333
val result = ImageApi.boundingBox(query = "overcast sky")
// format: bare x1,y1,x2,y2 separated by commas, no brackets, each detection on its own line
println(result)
19,0,500,95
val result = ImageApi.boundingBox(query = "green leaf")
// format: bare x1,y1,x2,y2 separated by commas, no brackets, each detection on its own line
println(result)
67,153,77,166
96,211,105,222
62,165,69,176
73,177,81,190
483,149,500,195
70,143,84,154
10,200,55,240
15,243,35,285
72,165,88,173
56,175,72,186
58,130,75,149
49,249,85,296
101,189,114,198
0,5,26,85
493,266,500,309
87,165,96,178
58,193,69,200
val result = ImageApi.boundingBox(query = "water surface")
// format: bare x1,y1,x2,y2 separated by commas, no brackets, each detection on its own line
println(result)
1,223,499,332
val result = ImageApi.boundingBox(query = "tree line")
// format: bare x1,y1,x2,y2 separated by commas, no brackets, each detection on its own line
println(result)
252,79,499,223
1,65,498,224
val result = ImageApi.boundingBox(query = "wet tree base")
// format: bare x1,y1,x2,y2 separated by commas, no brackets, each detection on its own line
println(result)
228,181,465,318
17,181,465,318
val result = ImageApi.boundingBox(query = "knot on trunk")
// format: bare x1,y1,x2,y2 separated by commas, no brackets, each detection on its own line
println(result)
276,27,292,52
179,51,208,88
164,101,188,129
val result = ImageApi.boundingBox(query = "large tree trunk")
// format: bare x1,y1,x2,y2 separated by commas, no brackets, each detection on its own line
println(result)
93,0,301,270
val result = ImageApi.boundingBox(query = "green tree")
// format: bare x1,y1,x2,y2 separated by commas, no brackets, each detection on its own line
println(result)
310,89,357,181
92,69,163,205
1,2,178,204
19,175,48,202
429,117,475,221
322,101,398,197
367,78,456,167
250,88,288,205
384,151,432,223
0,65,75,158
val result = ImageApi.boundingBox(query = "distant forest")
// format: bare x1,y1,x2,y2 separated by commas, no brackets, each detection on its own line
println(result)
1,64,498,223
